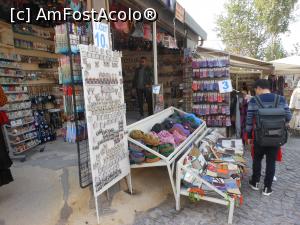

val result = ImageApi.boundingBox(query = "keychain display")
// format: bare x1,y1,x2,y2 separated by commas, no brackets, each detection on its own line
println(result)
55,23,90,54
34,110,56,144
192,67,230,79
192,104,230,116
192,57,230,69
193,92,230,104
191,56,231,127
58,55,82,84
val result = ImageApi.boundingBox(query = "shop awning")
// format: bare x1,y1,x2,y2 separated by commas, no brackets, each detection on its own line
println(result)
196,47,274,74
270,56,300,75
124,0,207,41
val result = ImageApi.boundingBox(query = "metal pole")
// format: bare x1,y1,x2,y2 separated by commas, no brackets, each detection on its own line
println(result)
153,21,158,85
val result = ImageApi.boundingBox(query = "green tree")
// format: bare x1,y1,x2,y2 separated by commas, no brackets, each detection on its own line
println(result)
216,0,298,59
216,0,268,59
254,0,297,35
254,0,298,57
264,38,287,60
290,42,300,55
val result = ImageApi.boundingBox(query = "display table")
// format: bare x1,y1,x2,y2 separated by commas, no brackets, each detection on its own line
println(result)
175,130,245,224
127,107,207,199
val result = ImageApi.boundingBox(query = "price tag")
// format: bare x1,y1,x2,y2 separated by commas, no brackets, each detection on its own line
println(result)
93,22,110,49
152,85,161,94
218,80,233,93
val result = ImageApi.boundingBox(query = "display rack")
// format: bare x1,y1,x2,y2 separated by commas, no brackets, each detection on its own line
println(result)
176,131,246,224
54,15,92,188
190,56,231,128
127,107,207,199
1,62,40,160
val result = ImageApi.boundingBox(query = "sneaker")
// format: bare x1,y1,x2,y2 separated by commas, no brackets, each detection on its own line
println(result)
273,176,277,182
249,180,259,191
262,187,273,196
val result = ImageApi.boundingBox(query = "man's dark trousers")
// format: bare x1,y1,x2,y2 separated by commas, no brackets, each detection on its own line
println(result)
252,142,279,188
137,88,153,116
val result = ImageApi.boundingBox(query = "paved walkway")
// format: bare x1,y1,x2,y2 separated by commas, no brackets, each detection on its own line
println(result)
0,137,299,225
132,137,300,225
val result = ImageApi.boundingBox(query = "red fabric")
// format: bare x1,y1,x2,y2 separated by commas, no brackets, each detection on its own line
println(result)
0,111,9,125
245,131,282,162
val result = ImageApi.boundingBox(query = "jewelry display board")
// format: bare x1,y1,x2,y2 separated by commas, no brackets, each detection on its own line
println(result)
79,45,132,223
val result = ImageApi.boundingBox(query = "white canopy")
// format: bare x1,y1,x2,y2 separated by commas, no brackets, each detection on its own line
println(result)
270,56,300,75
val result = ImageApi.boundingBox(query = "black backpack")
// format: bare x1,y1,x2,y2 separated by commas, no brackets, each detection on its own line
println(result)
254,94,288,147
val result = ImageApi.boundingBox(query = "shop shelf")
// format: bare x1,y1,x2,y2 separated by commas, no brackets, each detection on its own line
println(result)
0,74,24,78
130,160,167,168
8,99,31,103
0,43,14,49
7,119,35,128
4,90,28,94
8,128,36,137
13,141,40,155
11,135,38,145
5,106,31,112
14,32,54,45
1,83,22,86
9,114,33,120
15,47,61,59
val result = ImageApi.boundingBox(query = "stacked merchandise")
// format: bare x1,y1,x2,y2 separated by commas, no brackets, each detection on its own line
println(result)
181,130,246,206
182,48,193,112
30,94,57,144
55,21,91,142
191,57,231,127
33,110,56,143
128,111,202,164
1,58,41,154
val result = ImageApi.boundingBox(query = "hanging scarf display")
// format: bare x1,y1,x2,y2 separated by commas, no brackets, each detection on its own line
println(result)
131,21,144,38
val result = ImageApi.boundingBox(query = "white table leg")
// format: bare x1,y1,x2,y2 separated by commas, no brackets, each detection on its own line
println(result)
228,199,234,224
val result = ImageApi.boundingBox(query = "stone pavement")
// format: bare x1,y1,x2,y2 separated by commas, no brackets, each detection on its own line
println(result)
132,137,300,225
1,136,300,225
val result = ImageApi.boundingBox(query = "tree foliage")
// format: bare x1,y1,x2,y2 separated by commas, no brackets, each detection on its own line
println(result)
290,42,300,56
254,0,298,35
216,0,298,60
216,0,267,59
264,38,287,61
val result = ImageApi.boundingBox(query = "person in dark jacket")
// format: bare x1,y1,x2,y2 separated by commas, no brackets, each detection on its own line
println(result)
132,57,154,118
246,79,291,196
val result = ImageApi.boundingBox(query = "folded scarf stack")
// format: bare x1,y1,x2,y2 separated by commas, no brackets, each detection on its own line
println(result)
128,112,203,164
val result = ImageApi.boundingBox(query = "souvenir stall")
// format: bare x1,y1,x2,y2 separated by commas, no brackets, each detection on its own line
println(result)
176,129,246,224
271,56,300,134
183,47,274,138
110,0,186,115
0,0,92,160
0,12,64,160
127,107,206,199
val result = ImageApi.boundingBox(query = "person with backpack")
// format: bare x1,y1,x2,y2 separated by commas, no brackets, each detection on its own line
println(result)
246,79,292,196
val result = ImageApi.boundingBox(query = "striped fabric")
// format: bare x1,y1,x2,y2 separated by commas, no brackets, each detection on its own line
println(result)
246,93,292,138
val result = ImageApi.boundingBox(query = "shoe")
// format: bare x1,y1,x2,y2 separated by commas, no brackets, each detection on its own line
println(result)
249,180,259,191
262,187,273,196
273,176,277,182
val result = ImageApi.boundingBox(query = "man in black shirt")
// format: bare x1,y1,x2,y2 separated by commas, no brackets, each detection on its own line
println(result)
132,57,154,118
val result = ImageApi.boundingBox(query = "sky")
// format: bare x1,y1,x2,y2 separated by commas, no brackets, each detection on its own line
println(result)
177,0,300,54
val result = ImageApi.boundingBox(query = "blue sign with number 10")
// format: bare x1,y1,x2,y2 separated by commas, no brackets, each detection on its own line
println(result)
93,22,109,49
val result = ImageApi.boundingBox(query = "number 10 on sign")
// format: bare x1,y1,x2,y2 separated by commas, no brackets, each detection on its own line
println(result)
93,22,110,49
